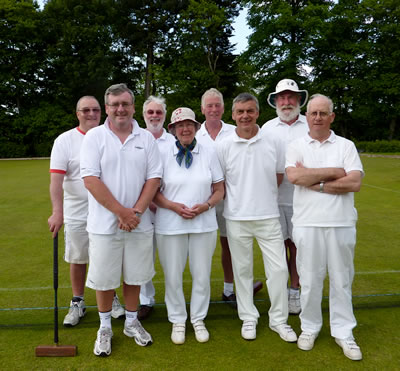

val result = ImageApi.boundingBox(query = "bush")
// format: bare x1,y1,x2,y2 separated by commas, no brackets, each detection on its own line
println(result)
355,140,400,153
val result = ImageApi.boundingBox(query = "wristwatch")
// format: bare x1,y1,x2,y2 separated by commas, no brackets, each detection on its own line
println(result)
135,212,142,218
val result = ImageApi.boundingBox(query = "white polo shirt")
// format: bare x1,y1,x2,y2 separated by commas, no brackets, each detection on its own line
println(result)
80,119,162,234
50,127,88,223
196,120,236,147
261,114,308,206
217,127,285,221
155,142,224,235
286,131,364,227
155,128,176,155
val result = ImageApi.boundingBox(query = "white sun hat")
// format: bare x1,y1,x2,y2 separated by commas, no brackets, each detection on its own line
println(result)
168,107,201,135
267,79,308,108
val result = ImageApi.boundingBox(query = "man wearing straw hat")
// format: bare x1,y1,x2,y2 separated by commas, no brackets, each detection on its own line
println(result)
261,79,309,315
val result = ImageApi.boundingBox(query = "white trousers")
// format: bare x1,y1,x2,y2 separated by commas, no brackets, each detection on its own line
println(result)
156,231,217,324
226,219,289,326
140,235,156,306
293,226,357,339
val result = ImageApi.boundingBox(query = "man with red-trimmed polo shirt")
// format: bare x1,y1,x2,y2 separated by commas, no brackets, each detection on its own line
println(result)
48,96,125,328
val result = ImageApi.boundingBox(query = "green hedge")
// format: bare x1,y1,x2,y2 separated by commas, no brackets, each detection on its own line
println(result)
355,140,400,153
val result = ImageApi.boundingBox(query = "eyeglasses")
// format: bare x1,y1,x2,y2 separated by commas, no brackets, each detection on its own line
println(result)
78,108,101,114
107,102,133,109
146,110,164,115
175,122,195,129
308,111,331,118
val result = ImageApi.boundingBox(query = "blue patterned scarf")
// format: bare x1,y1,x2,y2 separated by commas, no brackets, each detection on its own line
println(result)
176,138,196,168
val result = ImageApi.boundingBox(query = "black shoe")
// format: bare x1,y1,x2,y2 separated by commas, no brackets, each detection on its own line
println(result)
222,293,237,309
137,305,153,320
253,281,263,296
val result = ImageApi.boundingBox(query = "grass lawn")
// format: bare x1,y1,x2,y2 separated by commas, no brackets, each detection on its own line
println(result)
0,156,399,370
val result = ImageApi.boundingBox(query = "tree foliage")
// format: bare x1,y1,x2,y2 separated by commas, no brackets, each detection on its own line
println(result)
242,0,400,140
1,0,399,157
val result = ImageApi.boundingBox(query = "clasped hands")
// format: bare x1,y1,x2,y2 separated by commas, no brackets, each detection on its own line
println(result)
173,202,208,219
118,207,142,232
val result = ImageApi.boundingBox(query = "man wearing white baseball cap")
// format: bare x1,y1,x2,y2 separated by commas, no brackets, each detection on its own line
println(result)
261,79,309,315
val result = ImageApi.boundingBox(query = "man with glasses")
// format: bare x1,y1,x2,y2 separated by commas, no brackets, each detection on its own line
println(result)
261,79,309,315
80,84,162,357
48,96,125,328
286,94,363,360
138,96,175,320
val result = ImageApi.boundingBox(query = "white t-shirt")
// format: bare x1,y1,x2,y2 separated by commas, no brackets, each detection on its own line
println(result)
50,127,88,222
80,119,162,234
149,128,175,223
155,128,176,156
155,142,224,234
217,127,285,221
196,120,236,148
286,131,364,227
261,114,309,206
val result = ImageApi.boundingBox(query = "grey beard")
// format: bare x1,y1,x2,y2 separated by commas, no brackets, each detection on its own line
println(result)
276,106,301,123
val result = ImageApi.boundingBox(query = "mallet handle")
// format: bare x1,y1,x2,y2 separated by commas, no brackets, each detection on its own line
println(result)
53,233,59,344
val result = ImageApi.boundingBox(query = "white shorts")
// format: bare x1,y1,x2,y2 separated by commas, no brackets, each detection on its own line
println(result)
86,230,155,291
278,205,293,241
64,221,89,264
216,201,227,238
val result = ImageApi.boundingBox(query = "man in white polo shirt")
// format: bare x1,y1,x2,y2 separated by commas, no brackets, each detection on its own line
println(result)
138,95,175,320
196,88,240,309
286,94,363,361
217,93,297,343
80,84,162,357
48,96,124,327
261,79,309,314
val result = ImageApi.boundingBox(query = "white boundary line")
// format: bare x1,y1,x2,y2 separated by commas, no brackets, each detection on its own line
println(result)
363,183,400,194
1,270,399,292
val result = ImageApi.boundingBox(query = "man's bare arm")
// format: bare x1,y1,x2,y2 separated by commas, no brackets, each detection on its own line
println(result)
308,170,362,194
133,178,161,214
286,163,346,187
277,173,284,187
83,176,138,229
48,172,65,238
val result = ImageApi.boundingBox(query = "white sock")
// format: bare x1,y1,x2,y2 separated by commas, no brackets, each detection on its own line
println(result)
125,310,138,326
223,282,234,296
99,311,112,329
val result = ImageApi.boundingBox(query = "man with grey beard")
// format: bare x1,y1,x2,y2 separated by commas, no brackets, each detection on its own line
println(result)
139,96,175,320
261,79,308,315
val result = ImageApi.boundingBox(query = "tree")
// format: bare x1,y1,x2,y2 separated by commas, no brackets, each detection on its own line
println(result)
242,0,331,103
41,0,116,108
358,0,400,140
111,0,188,99
155,0,241,117
308,0,368,138
0,0,45,114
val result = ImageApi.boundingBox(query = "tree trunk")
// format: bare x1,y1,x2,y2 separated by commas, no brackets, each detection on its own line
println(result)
388,117,396,141
144,43,154,99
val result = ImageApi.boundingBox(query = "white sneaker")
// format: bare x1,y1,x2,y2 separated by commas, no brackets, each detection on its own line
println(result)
335,338,363,360
124,319,153,346
193,320,209,343
288,288,301,314
111,295,125,319
171,323,186,345
241,320,257,340
298,332,318,351
270,324,297,342
63,298,86,327
93,327,113,357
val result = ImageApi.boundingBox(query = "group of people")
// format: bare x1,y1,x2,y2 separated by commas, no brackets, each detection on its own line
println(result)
48,80,364,361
